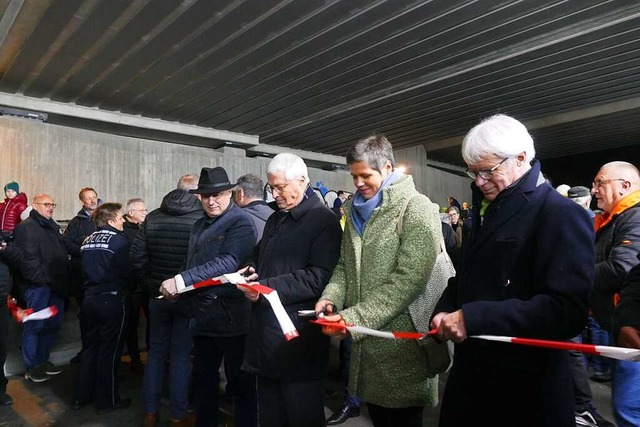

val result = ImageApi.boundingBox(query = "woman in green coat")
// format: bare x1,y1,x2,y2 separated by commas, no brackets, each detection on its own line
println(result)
316,134,441,427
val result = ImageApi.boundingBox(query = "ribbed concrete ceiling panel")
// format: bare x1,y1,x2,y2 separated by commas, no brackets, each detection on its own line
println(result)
0,0,638,168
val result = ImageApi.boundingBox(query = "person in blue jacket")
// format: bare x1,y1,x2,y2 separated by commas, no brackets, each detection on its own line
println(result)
72,202,132,414
160,167,257,427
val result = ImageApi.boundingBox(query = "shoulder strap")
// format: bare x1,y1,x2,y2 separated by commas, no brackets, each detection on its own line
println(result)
396,194,420,236
396,194,447,254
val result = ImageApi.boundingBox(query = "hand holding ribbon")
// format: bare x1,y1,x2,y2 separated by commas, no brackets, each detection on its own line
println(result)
314,299,349,338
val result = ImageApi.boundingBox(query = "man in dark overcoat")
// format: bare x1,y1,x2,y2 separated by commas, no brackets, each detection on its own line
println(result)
431,114,594,427
236,153,342,427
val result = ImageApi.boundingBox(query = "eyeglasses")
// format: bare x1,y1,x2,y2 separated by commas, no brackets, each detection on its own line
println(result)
34,202,57,209
466,157,510,180
592,178,626,189
266,182,291,194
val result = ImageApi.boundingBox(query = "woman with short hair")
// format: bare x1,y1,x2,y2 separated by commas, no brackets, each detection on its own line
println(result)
317,134,441,427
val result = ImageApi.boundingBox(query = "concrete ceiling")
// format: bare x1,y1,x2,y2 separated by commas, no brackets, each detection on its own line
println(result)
0,0,639,173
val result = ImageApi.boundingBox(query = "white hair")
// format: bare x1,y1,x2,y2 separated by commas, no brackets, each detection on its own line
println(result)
267,153,309,182
555,184,570,197
461,114,536,165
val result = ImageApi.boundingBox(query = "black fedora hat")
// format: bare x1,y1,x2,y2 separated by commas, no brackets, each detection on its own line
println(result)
189,167,236,194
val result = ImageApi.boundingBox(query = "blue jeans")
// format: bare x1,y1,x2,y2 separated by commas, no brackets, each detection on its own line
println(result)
587,315,610,374
22,286,64,370
143,298,193,419
612,357,640,427
339,337,361,408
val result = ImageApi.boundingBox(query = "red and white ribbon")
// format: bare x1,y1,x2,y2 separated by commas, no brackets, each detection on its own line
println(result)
311,319,423,340
170,273,299,341
7,297,58,323
474,334,640,362
22,306,59,323
312,319,640,361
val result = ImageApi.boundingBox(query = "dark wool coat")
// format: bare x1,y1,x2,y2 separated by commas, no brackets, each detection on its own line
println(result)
591,201,640,332
129,189,203,297
243,186,342,381
434,160,594,427
14,210,69,298
181,202,256,338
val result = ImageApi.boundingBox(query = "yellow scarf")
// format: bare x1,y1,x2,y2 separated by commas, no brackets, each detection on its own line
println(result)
594,190,640,231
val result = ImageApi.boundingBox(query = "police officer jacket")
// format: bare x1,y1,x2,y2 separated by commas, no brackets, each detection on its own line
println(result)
81,226,131,297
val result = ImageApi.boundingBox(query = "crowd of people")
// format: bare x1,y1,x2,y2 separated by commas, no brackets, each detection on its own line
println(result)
0,113,639,427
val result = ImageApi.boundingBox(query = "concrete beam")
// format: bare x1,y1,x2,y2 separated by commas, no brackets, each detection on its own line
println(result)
247,144,347,168
426,159,466,174
0,92,259,146
424,96,640,152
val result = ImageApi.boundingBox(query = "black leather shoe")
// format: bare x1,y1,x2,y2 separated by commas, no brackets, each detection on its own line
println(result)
96,398,132,415
326,404,360,425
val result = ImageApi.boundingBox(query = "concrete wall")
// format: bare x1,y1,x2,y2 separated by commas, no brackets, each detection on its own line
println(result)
394,145,472,209
0,117,470,220
0,117,354,220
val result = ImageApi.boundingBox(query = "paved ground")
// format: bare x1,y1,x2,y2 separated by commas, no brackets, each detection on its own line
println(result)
0,305,616,426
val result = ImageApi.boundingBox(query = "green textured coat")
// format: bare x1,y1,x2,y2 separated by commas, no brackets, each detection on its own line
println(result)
321,175,441,408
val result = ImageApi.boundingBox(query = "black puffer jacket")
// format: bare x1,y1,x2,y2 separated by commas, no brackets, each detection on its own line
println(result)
14,209,69,297
591,202,640,332
129,189,203,297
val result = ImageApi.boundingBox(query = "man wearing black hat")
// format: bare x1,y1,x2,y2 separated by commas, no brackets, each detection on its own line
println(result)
160,166,257,427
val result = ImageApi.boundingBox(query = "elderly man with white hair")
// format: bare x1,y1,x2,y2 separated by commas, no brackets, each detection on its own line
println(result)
431,114,594,426
237,153,342,427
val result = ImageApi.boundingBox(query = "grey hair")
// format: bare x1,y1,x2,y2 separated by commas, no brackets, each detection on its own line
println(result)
440,213,451,224
177,174,199,191
461,114,536,165
236,174,264,199
267,153,309,182
346,134,395,172
571,195,592,210
124,198,145,213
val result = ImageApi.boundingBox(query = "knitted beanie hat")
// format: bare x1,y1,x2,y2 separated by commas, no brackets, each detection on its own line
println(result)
4,182,19,194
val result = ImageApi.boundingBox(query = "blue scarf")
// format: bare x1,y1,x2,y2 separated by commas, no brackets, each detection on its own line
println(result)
351,169,403,236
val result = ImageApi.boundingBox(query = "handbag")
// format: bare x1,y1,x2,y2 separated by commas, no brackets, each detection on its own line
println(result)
397,194,455,377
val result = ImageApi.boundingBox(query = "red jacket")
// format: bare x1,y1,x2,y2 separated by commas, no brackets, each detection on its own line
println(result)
0,192,28,232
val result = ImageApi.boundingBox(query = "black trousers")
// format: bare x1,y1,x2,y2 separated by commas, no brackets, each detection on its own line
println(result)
256,376,324,427
569,334,593,411
73,293,125,410
124,289,149,358
192,335,257,427
367,403,423,427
